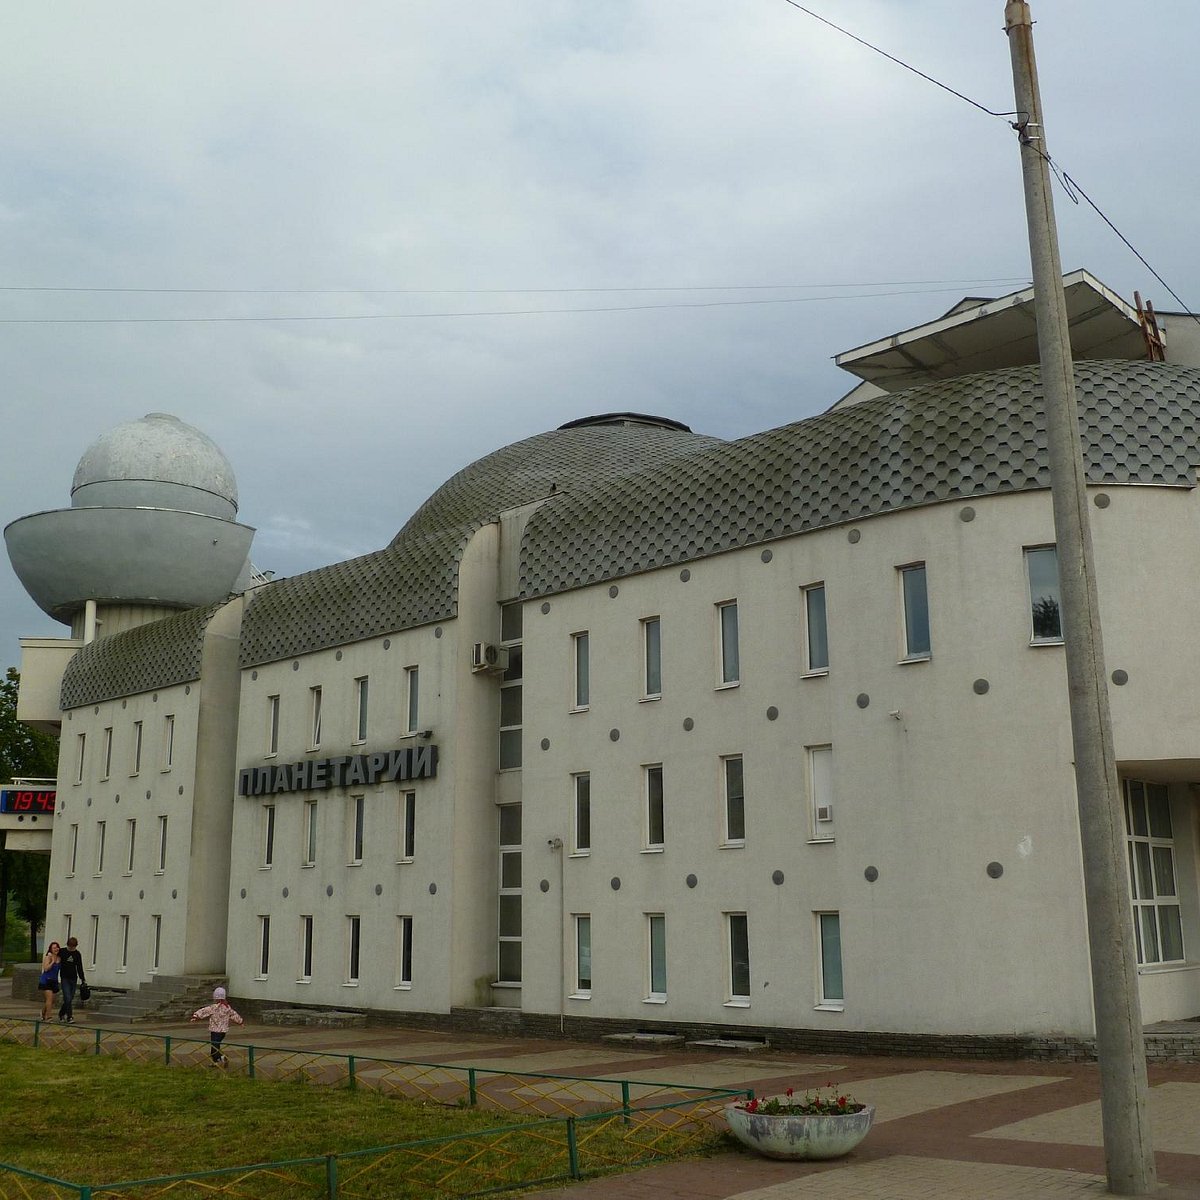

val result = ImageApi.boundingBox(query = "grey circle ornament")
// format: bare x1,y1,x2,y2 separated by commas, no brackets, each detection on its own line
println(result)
847,529,862,544
1094,493,1111,509
139,890,145,900
541,602,551,614
610,877,621,891
251,671,258,681
326,885,334,897
375,884,383,896
760,549,773,563
429,882,438,895
766,706,779,721
539,879,550,893
609,729,620,742
959,506,976,522
679,569,691,582
771,870,785,885
240,888,246,899
856,693,870,709
683,718,695,731
864,866,879,882
292,661,300,671
282,888,289,898
335,650,343,661
383,638,391,649
986,861,1004,879
1112,669,1129,686
609,585,619,598
540,738,550,751
973,679,990,695
435,627,444,638
685,874,698,888
171,889,178,899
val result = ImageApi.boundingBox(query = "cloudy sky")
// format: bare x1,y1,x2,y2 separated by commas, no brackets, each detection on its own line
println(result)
2,0,1196,670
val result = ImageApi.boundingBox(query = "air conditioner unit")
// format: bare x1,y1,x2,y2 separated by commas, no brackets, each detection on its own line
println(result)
471,642,508,673
815,805,834,823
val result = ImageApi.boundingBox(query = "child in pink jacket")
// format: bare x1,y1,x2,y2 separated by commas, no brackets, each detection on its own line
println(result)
190,986,243,1066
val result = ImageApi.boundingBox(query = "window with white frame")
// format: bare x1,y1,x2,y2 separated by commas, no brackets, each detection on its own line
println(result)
405,667,420,735
573,915,591,997
497,805,522,984
644,764,664,850
1124,780,1184,964
803,583,829,673
807,745,835,840
94,821,106,875
1025,546,1063,643
726,913,750,1003
355,677,369,743
647,914,667,1001
151,914,162,973
75,733,86,784
499,680,522,770
299,915,314,981
572,773,591,854
69,824,79,876
817,912,844,1007
156,815,168,873
89,916,99,969
258,916,271,977
261,804,275,868
63,914,73,943
717,601,740,686
131,721,143,775
162,714,175,770
899,564,931,660
118,915,130,971
101,727,113,780
348,795,365,865
124,819,136,875
722,755,745,845
397,915,413,987
572,632,590,709
399,791,416,861
309,686,323,749
347,915,361,984
267,695,280,756
303,800,318,867
642,616,662,698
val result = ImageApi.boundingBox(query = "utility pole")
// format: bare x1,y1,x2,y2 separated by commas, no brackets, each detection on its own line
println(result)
1003,3,1156,1194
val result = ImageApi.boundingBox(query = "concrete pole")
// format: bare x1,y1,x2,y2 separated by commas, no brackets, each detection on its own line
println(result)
1003,3,1156,1193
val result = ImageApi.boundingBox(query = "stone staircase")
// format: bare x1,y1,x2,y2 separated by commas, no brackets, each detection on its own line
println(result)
90,974,228,1023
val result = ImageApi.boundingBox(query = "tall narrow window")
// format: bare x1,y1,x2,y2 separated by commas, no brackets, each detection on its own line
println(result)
156,815,168,872
397,915,414,987
644,764,665,850
497,805,522,984
572,773,591,854
723,756,745,844
309,686,323,749
572,632,590,709
262,804,275,868
347,915,361,983
349,795,365,865
101,728,113,780
718,601,740,685
405,668,420,734
574,915,592,996
899,564,931,659
303,800,318,867
1025,546,1063,642
131,721,143,775
125,819,136,874
354,677,369,743
151,915,162,972
162,715,175,769
69,824,79,875
808,745,835,840
817,912,844,1006
95,821,106,875
267,696,280,755
642,617,662,698
727,913,750,1003
400,792,416,861
89,916,99,969
299,915,314,981
499,682,522,770
63,914,73,943
258,916,271,977
1125,780,1184,964
118,915,130,971
803,584,829,673
647,914,667,1001
75,733,86,784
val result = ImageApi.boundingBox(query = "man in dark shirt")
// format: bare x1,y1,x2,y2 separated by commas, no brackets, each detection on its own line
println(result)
57,937,87,1023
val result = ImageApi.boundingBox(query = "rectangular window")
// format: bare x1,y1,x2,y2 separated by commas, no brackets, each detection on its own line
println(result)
501,600,523,643
808,745,835,839
101,728,113,780
574,915,592,996
349,795,365,865
118,915,130,971
75,733,86,784
258,916,271,977
310,686,323,749
818,912,844,1005
1125,780,1184,964
572,773,591,854
69,824,79,875
63,914,73,943
262,804,275,868
1025,546,1063,642
900,564,931,659
647,914,667,1001
125,819,136,875
497,805,522,984
303,800,318,867
299,915,314,981
727,913,750,1002
644,764,665,850
718,601,740,685
572,632,590,708
151,915,162,972
347,915,361,984
95,821,106,875
354,677,369,743
803,584,829,673
642,617,662,698
156,815,168,873
405,667,420,734
397,915,414,987
267,696,280,756
162,715,175,769
499,683,522,770
400,791,416,861
89,916,99,969
723,756,745,844
131,721,143,775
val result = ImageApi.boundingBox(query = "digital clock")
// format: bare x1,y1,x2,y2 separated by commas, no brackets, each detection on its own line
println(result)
0,789,56,815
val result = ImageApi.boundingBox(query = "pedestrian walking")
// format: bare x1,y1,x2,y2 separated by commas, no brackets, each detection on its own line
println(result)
37,942,61,1021
190,986,243,1066
57,936,87,1023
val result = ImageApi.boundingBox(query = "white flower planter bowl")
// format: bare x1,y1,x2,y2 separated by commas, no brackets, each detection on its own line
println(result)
723,1100,875,1160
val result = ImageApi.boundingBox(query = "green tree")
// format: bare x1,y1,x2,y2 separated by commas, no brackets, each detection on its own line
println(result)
0,667,59,962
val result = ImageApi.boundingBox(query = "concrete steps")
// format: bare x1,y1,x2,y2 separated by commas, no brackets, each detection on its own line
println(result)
92,974,227,1023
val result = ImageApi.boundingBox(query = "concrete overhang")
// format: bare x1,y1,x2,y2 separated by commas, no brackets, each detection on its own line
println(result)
836,270,1147,392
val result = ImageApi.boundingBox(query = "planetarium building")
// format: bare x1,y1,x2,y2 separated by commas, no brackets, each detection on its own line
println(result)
9,273,1200,1052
